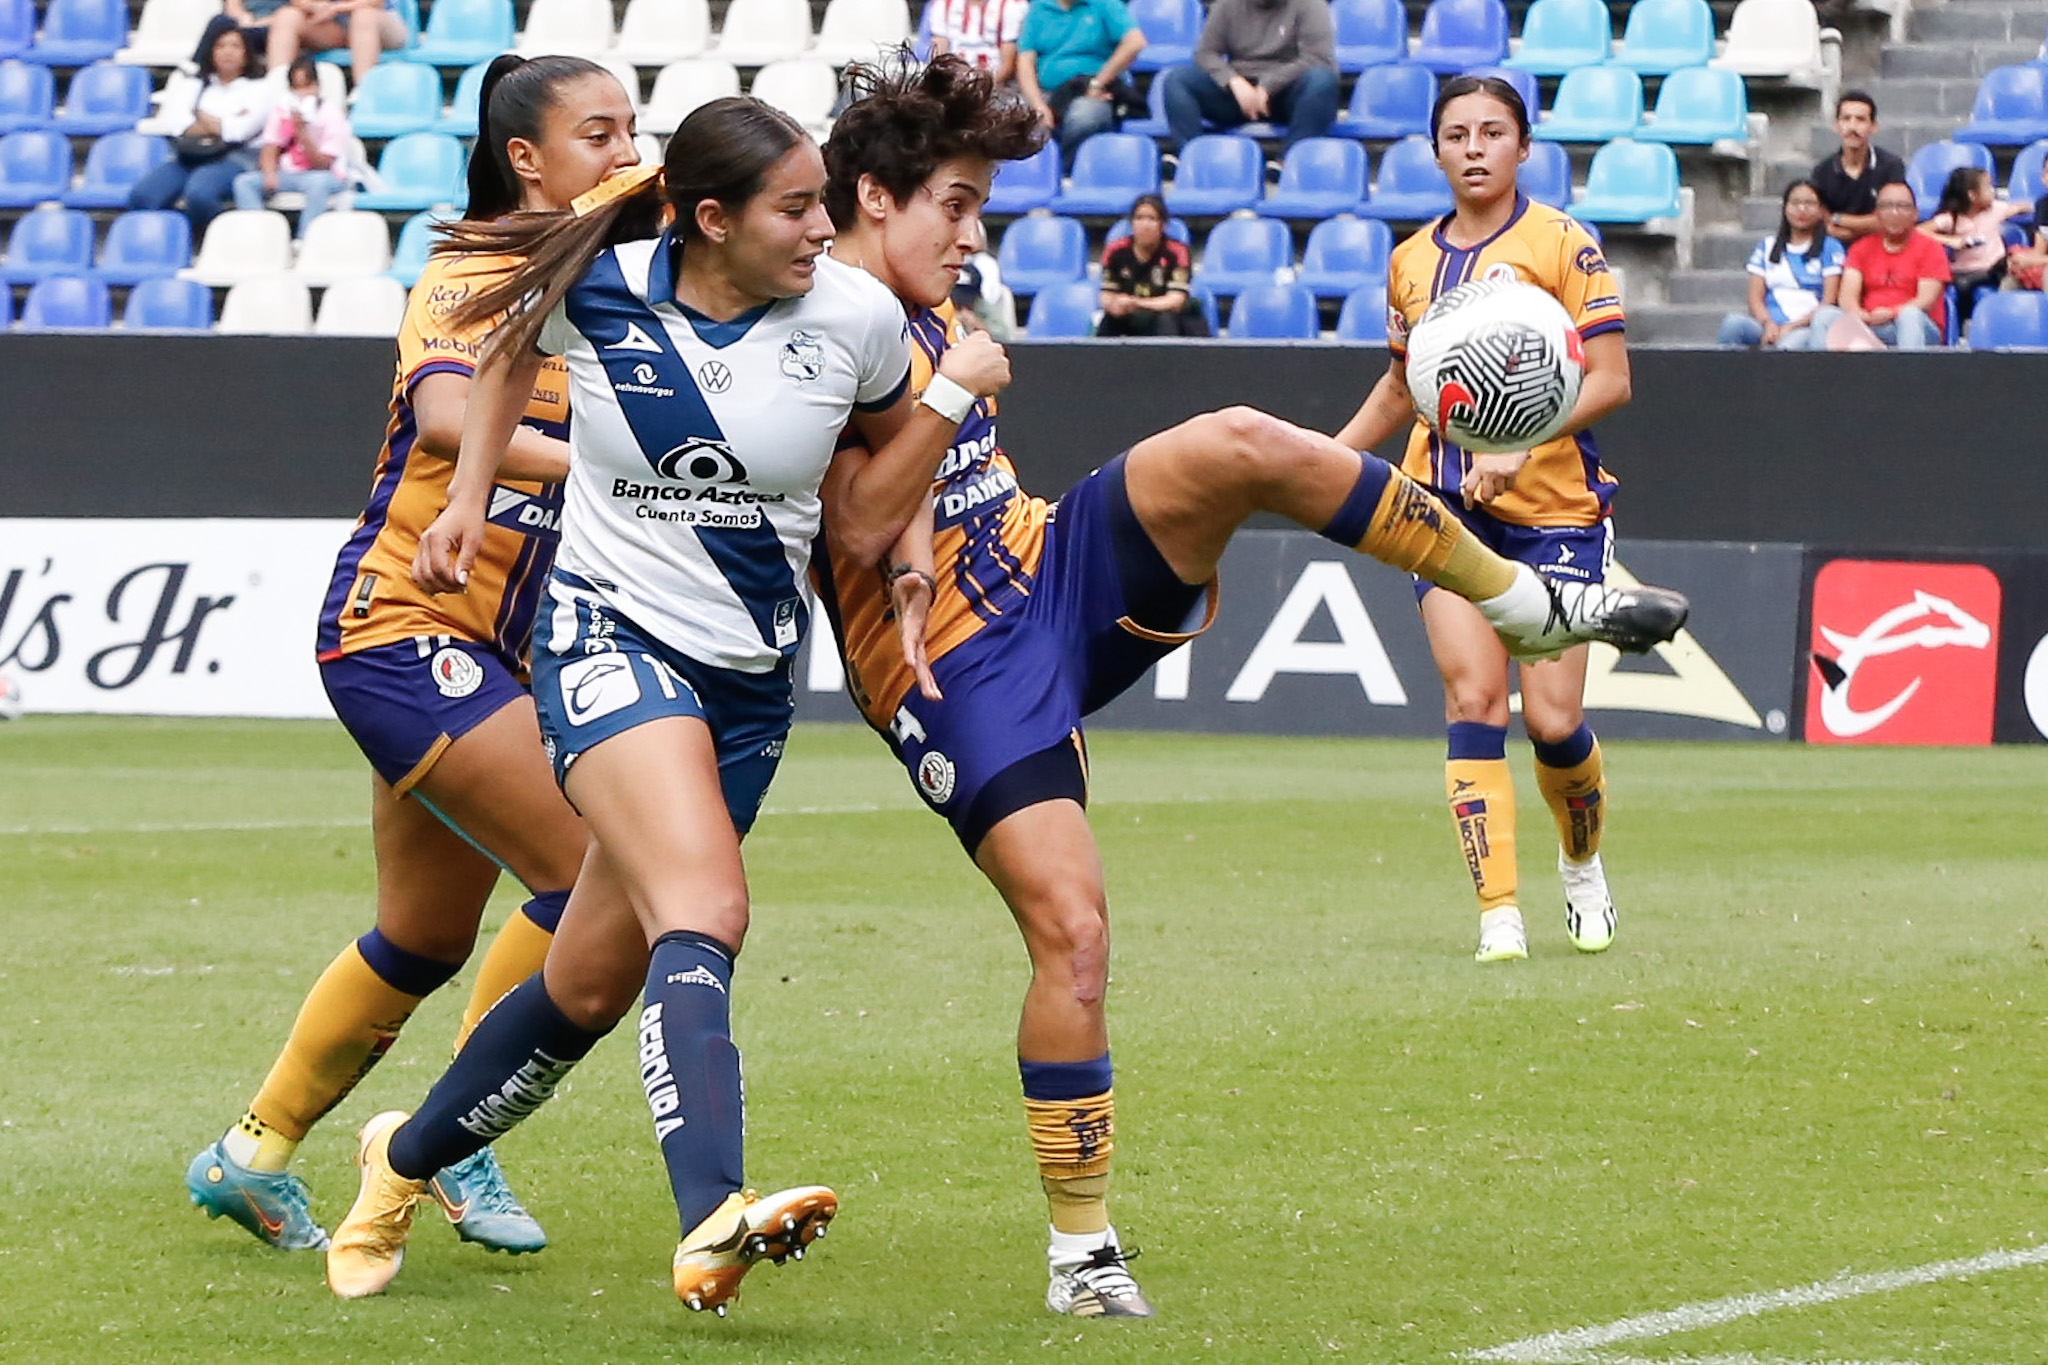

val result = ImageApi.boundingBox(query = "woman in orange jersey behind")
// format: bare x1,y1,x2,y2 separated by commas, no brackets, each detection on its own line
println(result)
184,55,638,1255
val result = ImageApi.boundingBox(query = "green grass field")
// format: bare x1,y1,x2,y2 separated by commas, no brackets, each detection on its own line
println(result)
3,718,2045,1364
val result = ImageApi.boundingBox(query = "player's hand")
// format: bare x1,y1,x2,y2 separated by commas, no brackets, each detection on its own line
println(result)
1461,451,1529,508
413,501,487,595
890,570,943,702
936,328,1010,398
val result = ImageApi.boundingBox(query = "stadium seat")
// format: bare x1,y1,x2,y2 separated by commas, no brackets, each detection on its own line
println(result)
1572,138,1681,221
348,61,443,139
122,273,212,329
0,129,69,208
1534,66,1643,142
715,0,813,67
316,274,410,335
0,206,92,284
0,60,54,133
1226,281,1318,338
136,68,199,135
50,60,149,137
1105,212,1191,243
1954,66,2048,146
1412,0,1510,75
1332,0,1408,72
435,60,492,137
1638,66,1749,144
615,0,711,64
2007,140,2048,218
1967,290,2048,350
1905,140,1992,220
749,59,837,136
1333,61,1435,140
1185,279,1220,334
314,0,419,66
1025,278,1098,337
1051,132,1159,215
63,130,169,208
1118,69,1170,138
1612,0,1716,75
405,0,516,68
1193,215,1291,296
1335,282,1389,341
183,209,293,285
1167,135,1265,216
516,0,616,58
1461,65,1538,120
642,58,741,136
986,143,1059,215
217,275,313,334
23,0,125,67
1296,214,1391,297
116,0,219,66
293,210,393,286
387,206,456,286
996,213,1086,296
1127,0,1201,72
1505,0,1612,76
96,208,190,285
1711,0,1824,83
812,0,910,65
1260,138,1368,219
0,0,29,61
911,0,934,60
1359,135,1453,220
353,131,467,211
19,272,110,328
1520,138,1572,207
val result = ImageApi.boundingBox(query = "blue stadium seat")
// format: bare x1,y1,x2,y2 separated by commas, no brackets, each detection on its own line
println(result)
1193,215,1291,296
1359,135,1453,220
63,130,169,208
437,59,492,137
1227,281,1318,338
996,213,1086,296
0,60,55,133
18,272,110,328
353,131,467,211
1638,67,1749,144
1296,214,1391,297
388,206,457,286
1127,0,1200,72
1521,139,1572,206
1534,65,1643,142
50,60,149,136
1954,65,2048,146
987,143,1059,215
1412,0,1510,75
1968,290,2048,350
1333,0,1408,72
1261,138,1367,218
404,0,514,68
0,278,9,323
0,206,92,283
1051,132,1158,215
0,0,30,60
1186,279,1220,333
1336,282,1389,342
97,208,190,285
2006,139,2048,220
1505,0,1613,76
1105,212,1191,243
0,129,70,207
1572,138,1681,222
348,60,442,139
1167,134,1264,216
1333,61,1436,140
24,0,125,66
1119,73,1169,138
1904,140,1992,220
1612,0,1716,75
1460,65,1537,121
1026,279,1098,337
911,0,932,60
122,274,213,329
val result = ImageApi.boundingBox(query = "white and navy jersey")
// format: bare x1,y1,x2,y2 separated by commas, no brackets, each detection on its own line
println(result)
539,238,911,673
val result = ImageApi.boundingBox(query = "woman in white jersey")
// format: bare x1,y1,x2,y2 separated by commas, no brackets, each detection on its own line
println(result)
319,96,1009,1312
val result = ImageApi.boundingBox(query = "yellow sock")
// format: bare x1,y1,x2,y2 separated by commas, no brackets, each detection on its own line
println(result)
454,909,556,1051
1352,470,1517,601
247,942,426,1150
1535,731,1605,862
1024,1089,1115,1237
1446,723,1518,910
223,1109,301,1174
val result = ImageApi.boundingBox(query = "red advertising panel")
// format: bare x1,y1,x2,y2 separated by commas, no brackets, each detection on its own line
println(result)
1806,560,2001,746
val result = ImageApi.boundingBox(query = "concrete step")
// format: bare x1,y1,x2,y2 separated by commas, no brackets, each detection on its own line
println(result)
1881,41,2044,78
1912,5,2048,42
1664,269,1752,305
1853,77,1984,119
1741,194,1788,229
1804,117,1983,158
1694,228,1762,269
1628,302,1730,344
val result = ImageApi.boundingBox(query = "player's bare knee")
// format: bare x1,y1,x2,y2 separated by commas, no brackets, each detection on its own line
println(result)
1445,691,1509,727
1027,900,1109,1003
547,973,636,1033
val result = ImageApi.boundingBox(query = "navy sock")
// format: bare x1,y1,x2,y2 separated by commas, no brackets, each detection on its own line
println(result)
1316,458,1395,547
641,930,745,1237
356,927,462,996
386,973,609,1181
520,889,571,933
1531,722,1596,769
1448,720,1508,761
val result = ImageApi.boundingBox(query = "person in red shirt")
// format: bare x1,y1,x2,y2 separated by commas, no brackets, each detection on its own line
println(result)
1810,182,1950,349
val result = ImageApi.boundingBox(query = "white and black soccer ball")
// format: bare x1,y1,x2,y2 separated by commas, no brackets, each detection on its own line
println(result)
0,671,22,722
1404,278,1584,455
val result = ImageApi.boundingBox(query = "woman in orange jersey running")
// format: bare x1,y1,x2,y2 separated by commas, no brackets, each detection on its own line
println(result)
184,55,638,1255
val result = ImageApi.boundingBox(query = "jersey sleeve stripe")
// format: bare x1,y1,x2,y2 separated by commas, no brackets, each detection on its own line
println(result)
853,366,909,413
403,356,477,394
1579,318,1625,340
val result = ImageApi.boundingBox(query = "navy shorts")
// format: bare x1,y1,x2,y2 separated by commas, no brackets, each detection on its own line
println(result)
532,572,792,837
1413,494,1614,604
890,453,1215,852
321,636,530,795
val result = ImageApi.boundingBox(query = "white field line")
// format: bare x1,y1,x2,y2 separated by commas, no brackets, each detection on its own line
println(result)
1471,1243,2048,1364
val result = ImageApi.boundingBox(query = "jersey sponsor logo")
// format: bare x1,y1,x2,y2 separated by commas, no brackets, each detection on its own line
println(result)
1574,245,1608,276
605,321,664,353
664,964,727,993
419,334,480,357
780,329,825,382
454,1049,579,1141
697,360,733,393
1580,295,1621,313
429,645,483,698
618,361,676,398
935,428,999,480
653,438,749,484
637,1004,685,1140
1482,263,1520,284
423,282,472,320
1806,560,1999,745
937,465,1018,521
773,598,800,650
557,651,642,727
915,750,957,804
486,485,563,538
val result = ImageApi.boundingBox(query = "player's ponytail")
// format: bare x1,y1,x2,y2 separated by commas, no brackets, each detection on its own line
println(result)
464,53,610,222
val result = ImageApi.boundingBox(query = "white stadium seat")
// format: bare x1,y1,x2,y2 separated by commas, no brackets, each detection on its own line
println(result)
292,210,394,287
136,70,200,136
613,0,711,65
1713,0,1829,85
117,0,223,67
642,58,741,136
812,0,911,66
182,210,293,287
715,0,814,67
749,58,838,138
218,276,314,334
316,276,410,336
516,0,618,58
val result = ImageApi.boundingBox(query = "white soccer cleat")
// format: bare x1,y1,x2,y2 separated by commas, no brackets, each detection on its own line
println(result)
1560,852,1616,953
1480,565,1690,662
1474,906,1529,963
1046,1228,1154,1319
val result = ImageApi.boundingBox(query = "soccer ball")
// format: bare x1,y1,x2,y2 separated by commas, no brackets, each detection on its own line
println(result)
0,671,21,722
1404,278,1584,455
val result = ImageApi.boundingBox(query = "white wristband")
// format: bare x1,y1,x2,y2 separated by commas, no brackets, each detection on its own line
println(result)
918,373,976,425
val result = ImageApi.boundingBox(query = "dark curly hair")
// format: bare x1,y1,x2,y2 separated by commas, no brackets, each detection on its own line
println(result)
822,53,1045,232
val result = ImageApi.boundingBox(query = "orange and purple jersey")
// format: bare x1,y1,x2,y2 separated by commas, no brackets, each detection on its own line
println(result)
1386,195,1625,528
316,252,570,666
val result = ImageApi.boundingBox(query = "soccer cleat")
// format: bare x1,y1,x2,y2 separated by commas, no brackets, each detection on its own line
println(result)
1047,1233,1154,1319
185,1140,329,1251
1475,905,1529,963
325,1111,426,1299
672,1185,838,1315
1483,565,1690,662
429,1147,547,1254
1561,851,1616,953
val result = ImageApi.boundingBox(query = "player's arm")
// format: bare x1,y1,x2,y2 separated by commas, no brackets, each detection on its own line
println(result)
412,344,547,593
886,501,942,701
1334,355,1415,452
412,371,569,482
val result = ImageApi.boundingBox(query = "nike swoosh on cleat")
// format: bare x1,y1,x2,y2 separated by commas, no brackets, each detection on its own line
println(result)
242,1192,286,1239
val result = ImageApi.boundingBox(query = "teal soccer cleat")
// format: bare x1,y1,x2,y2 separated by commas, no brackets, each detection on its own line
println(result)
429,1148,548,1253
186,1140,330,1251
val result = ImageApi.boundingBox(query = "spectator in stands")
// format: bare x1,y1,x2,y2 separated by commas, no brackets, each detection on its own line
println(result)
1811,90,1906,243
231,56,351,239
1159,0,1338,156
1922,165,2028,328
2005,192,2048,291
1717,179,1844,349
265,0,409,77
128,19,272,233
929,0,1030,85
222,0,293,58
953,218,1019,338
1096,192,1208,335
1809,182,1950,349
1017,0,1147,171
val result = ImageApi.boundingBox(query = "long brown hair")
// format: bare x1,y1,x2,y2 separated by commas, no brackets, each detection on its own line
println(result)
436,97,810,365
